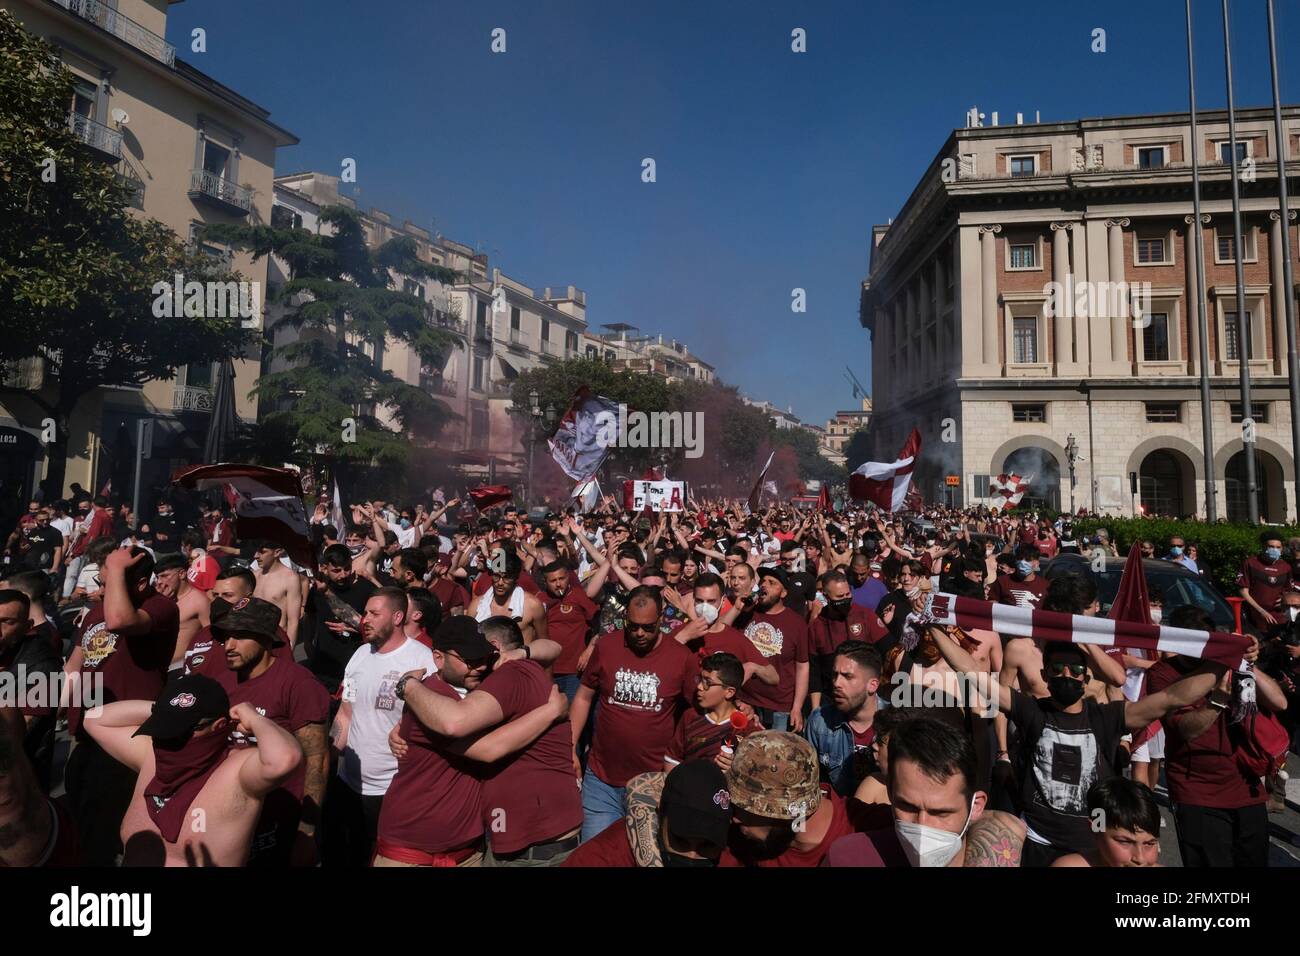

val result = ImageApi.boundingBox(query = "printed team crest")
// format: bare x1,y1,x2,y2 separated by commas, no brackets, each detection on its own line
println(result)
234,597,251,610
713,789,730,810
171,692,197,708
191,656,206,667
745,621,784,659
849,623,863,636
80,621,117,667
560,604,574,614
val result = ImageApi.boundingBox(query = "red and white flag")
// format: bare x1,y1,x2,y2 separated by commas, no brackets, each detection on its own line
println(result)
573,477,601,512
848,428,921,512
989,473,1031,511
548,388,619,481
173,464,313,570
746,451,776,513
468,485,513,511
924,592,1252,672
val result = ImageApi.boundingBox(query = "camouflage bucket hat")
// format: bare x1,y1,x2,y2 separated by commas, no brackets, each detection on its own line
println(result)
725,731,821,821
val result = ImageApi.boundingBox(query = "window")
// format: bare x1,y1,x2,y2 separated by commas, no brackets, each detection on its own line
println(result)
973,474,991,497
1012,317,1038,363
201,141,230,178
471,408,490,443
540,319,550,342
1009,155,1037,177
70,80,96,118
1012,403,1046,423
1142,312,1170,361
1145,402,1181,422
586,345,597,359
472,356,485,391
1229,402,1268,423
1010,243,1037,269
186,362,213,389
1216,230,1254,263
1225,312,1253,360
1137,146,1167,169
510,307,520,331
1219,141,1248,164
1136,237,1167,264
566,331,579,352
271,205,302,231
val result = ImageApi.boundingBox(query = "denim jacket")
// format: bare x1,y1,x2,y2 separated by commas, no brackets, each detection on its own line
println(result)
804,704,858,796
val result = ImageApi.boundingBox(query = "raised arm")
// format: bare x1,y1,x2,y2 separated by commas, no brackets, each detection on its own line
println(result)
82,698,155,771
929,624,1011,714
233,703,304,798
1124,663,1222,732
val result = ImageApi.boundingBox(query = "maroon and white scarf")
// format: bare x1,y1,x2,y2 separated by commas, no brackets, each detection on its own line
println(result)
923,593,1252,671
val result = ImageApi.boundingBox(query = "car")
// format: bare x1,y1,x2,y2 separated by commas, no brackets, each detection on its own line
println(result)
1041,553,1235,632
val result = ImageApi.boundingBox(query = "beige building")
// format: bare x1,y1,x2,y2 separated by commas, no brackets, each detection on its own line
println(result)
824,397,873,454
583,325,716,385
0,0,296,506
861,107,1300,521
271,172,589,486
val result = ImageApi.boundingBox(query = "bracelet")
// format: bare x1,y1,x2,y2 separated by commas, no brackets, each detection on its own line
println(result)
524,644,532,660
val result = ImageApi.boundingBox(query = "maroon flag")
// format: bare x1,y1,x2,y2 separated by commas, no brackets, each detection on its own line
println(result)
173,464,313,569
817,484,832,513
746,451,776,513
98,478,112,498
848,428,921,511
468,484,513,511
1109,543,1159,748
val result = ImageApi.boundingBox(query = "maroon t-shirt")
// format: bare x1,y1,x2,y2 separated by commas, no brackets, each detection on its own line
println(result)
68,509,113,558
378,674,484,853
809,605,886,657
561,819,636,867
478,660,583,854
1146,659,1266,809
182,625,291,676
581,632,699,787
738,607,809,713
430,577,469,617
718,789,861,867
68,593,179,738
541,587,598,676
986,573,1049,610
684,624,765,673
665,708,757,765
1236,555,1292,629
825,827,909,867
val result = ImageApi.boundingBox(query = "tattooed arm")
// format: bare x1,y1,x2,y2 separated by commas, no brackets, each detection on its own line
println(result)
0,706,52,868
962,809,1025,867
294,722,329,846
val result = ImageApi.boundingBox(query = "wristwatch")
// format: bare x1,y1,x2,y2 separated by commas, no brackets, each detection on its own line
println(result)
395,674,414,702
1208,690,1231,710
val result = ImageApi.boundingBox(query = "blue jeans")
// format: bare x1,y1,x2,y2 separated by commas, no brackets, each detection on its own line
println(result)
755,708,791,732
580,769,626,843
554,673,581,702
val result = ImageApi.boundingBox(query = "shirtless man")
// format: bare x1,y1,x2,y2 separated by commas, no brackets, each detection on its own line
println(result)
161,555,212,668
472,550,547,645
0,704,77,867
83,673,302,867
251,540,303,647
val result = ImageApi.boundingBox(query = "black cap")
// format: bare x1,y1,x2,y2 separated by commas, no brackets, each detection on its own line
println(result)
756,565,789,590
661,761,732,852
134,674,230,740
210,596,281,643
431,616,496,660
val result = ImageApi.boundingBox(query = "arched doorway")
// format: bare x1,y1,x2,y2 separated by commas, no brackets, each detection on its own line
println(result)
1226,449,1285,522
1001,447,1061,512
1138,450,1187,517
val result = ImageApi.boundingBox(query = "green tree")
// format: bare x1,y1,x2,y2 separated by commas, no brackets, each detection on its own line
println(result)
844,426,873,471
771,426,846,486
203,206,462,471
0,11,249,496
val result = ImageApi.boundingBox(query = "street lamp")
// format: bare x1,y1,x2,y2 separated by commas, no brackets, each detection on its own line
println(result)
1065,433,1078,515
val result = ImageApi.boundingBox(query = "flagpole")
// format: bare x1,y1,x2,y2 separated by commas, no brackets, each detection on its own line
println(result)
1222,0,1259,523
1187,0,1218,521
1266,0,1300,517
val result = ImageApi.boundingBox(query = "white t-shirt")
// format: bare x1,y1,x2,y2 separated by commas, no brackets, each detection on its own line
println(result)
337,636,436,796
394,524,417,549
51,516,74,540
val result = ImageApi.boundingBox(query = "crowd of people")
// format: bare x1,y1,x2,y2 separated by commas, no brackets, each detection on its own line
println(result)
1,485,1296,868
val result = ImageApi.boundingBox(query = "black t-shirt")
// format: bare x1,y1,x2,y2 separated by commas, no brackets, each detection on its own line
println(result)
307,576,377,694
22,526,63,570
785,571,816,613
144,514,181,553
1010,689,1127,853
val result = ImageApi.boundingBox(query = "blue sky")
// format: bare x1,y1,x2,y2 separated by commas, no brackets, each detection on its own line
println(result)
168,0,1298,426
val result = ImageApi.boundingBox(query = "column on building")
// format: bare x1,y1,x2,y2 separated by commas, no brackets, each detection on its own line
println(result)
934,256,946,375
979,224,1001,371
1086,219,1113,372
1106,218,1131,370
1051,222,1074,373
1069,222,1090,371
875,307,889,409
1269,210,1297,376
1184,213,1210,376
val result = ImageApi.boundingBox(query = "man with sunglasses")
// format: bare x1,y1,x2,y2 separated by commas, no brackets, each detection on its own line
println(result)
570,586,700,842
925,625,1228,867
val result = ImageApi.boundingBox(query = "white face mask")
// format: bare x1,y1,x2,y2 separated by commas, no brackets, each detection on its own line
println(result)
695,601,720,625
1149,607,1162,625
894,797,974,868
1288,605,1300,622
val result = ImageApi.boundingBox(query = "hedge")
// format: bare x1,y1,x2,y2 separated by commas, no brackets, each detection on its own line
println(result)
1070,518,1300,594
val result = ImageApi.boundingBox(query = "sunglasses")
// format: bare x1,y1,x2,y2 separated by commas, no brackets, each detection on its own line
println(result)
625,620,658,634
1047,662,1088,678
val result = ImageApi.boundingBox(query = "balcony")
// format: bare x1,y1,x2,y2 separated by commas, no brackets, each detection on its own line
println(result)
540,339,562,358
484,381,513,399
67,112,122,162
507,328,531,351
434,313,466,335
55,0,176,67
173,386,213,412
189,169,253,216
473,323,493,345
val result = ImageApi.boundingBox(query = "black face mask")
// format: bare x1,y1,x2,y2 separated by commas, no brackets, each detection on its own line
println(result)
826,598,853,619
659,835,717,868
1048,676,1086,706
